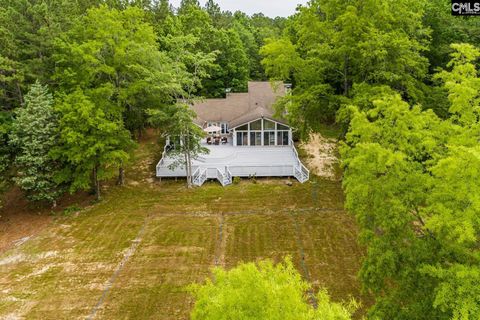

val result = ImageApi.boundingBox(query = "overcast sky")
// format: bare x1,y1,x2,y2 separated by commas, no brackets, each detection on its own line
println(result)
169,0,309,17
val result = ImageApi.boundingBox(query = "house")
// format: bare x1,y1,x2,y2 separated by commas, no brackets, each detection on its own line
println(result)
156,81,309,186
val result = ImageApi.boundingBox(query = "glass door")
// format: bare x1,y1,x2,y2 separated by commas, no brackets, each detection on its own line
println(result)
263,131,275,146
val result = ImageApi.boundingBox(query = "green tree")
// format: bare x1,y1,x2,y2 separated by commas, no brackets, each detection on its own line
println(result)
0,0,90,110
53,89,134,200
53,5,176,137
434,43,480,128
0,112,12,175
341,94,447,319
190,258,355,320
340,45,480,317
421,146,480,320
261,0,430,134
149,32,215,187
176,3,249,96
0,111,13,208
9,81,62,205
424,0,480,70
151,104,208,188
201,27,249,96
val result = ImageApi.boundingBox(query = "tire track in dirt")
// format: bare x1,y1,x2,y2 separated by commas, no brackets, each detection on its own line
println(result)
289,212,318,309
213,214,227,267
87,214,150,320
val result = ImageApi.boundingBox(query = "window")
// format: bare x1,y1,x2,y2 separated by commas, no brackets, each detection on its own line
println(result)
221,122,228,134
250,132,261,146
277,131,289,146
237,124,248,131
237,132,248,146
263,119,275,130
277,123,289,130
264,131,275,146
250,119,262,130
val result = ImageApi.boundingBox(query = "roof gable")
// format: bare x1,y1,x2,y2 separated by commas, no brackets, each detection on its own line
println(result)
190,81,286,126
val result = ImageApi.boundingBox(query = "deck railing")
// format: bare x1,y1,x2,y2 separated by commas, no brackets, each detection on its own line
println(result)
290,138,310,183
158,143,169,167
157,139,310,185
226,167,233,183
216,168,224,186
228,164,295,177
216,167,233,186
192,167,207,186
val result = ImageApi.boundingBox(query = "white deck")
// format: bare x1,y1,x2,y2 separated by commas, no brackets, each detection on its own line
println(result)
156,140,309,186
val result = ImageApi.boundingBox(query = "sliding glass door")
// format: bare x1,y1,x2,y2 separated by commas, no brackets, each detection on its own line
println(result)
250,132,261,146
263,131,275,146
236,132,248,146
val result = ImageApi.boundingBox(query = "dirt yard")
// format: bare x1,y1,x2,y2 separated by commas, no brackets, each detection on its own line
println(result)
0,132,367,319
300,133,339,180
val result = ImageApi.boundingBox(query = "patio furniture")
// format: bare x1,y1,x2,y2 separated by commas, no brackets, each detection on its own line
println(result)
221,137,228,144
214,137,220,145
206,137,212,145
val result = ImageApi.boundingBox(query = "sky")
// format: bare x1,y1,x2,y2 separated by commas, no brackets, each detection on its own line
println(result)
169,0,309,18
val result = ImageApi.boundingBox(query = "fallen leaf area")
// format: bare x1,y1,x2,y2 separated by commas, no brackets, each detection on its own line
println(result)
0,132,367,319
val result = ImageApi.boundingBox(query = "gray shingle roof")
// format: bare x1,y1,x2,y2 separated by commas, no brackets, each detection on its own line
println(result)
191,81,287,128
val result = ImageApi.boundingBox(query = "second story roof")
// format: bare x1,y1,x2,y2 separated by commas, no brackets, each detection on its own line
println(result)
191,81,287,128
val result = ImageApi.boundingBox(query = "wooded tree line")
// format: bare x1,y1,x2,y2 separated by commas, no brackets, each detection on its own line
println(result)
2,0,480,318
261,0,480,319
0,0,285,202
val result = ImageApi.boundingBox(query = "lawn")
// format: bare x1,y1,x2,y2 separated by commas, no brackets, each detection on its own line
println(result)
0,135,366,319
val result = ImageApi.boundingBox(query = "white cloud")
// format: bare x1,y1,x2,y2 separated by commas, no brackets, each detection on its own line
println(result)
168,0,308,17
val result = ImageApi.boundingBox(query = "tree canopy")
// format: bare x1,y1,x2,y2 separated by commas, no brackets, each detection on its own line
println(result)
190,258,356,320
340,44,480,319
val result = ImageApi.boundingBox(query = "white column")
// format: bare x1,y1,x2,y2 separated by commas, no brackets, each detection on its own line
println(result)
261,119,264,146
274,123,278,146
233,129,237,146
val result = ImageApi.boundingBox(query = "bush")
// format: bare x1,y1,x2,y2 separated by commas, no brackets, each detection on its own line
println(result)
189,258,356,320
61,205,81,216
233,176,241,185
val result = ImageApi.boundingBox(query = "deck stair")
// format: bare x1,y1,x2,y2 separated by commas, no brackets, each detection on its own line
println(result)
216,167,233,186
192,168,207,187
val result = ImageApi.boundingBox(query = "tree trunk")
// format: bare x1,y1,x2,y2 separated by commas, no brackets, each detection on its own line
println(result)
184,144,191,188
187,150,192,187
93,165,101,201
16,80,23,105
186,133,193,188
117,166,125,186
343,55,349,96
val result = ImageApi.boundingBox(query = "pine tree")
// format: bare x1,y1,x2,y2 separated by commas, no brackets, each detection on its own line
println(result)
9,81,62,205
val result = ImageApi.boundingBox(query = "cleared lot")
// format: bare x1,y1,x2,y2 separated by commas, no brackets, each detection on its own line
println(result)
0,137,366,319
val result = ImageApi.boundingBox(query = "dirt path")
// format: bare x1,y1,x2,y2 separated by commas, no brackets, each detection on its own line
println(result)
87,214,151,320
300,133,338,180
